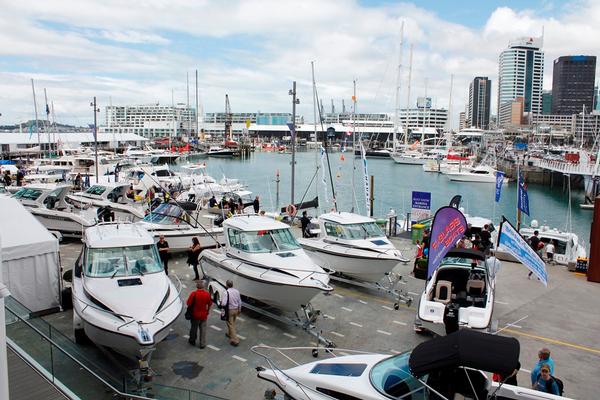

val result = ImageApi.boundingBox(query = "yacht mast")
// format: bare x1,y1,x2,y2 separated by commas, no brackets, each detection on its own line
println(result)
30,79,41,158
351,79,357,212
311,61,319,200
447,74,454,150
43,88,51,158
405,44,413,147
393,21,404,153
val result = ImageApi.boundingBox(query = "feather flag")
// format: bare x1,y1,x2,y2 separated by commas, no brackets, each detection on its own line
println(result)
320,146,329,204
360,142,370,216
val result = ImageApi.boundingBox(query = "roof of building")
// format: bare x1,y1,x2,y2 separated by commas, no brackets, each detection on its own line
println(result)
0,132,147,145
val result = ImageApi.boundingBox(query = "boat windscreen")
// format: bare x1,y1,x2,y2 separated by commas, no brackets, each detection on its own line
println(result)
143,203,186,225
370,353,428,399
85,185,107,196
85,244,163,277
228,228,300,253
324,222,384,240
13,188,43,200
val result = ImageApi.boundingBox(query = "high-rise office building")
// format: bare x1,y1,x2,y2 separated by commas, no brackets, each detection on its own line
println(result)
551,55,596,115
542,91,553,115
467,77,491,129
498,37,544,126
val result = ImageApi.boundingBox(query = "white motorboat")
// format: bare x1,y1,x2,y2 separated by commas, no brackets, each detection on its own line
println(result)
136,202,224,251
13,184,96,237
67,182,146,221
24,165,72,184
496,221,587,267
416,248,498,335
391,150,427,165
70,223,183,363
207,146,237,157
255,330,568,400
446,164,507,184
200,215,332,312
298,212,409,283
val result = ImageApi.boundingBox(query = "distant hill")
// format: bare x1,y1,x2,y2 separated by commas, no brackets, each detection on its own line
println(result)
0,120,87,132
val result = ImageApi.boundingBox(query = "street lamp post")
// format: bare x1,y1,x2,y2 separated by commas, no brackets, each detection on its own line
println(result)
90,97,100,182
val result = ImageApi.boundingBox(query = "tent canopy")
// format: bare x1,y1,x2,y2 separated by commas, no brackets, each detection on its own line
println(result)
0,196,58,260
409,330,520,377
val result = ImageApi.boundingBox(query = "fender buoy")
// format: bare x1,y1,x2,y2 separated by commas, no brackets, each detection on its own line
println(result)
286,204,297,216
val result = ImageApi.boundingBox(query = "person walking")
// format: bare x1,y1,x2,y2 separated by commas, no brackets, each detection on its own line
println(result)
223,280,242,346
545,241,555,265
186,281,212,349
253,196,260,214
187,237,202,281
532,365,560,395
528,231,541,279
16,168,24,187
157,235,170,275
530,348,555,386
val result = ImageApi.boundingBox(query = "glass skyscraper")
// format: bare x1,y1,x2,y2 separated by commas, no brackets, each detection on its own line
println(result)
497,37,544,125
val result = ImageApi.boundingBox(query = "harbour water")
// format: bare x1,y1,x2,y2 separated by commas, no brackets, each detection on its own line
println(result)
184,151,592,244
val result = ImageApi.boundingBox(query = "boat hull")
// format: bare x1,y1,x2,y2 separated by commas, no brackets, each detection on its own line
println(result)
30,210,95,237
147,228,224,251
200,252,329,312
299,241,401,282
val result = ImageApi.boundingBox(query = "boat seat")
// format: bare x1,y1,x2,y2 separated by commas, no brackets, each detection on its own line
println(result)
434,280,452,304
466,279,485,296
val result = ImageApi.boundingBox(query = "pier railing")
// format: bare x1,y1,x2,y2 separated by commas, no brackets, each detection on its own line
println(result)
534,158,598,176
4,296,225,400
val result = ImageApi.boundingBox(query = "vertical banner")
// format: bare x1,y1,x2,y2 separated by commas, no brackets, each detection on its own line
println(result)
517,170,530,215
495,171,505,203
427,206,468,279
411,191,432,223
360,142,370,216
497,217,547,286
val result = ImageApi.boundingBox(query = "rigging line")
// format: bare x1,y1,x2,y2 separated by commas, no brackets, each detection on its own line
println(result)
289,167,320,224
313,75,337,211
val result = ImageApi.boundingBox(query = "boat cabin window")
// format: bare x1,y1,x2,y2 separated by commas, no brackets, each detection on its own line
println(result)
107,187,126,203
85,185,107,196
85,244,163,278
143,204,187,225
370,353,427,399
310,363,367,377
13,188,43,201
324,221,384,240
43,187,64,209
227,228,300,252
153,169,173,177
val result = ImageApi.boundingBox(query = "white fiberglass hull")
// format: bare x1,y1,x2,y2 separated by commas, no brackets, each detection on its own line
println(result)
30,209,95,237
138,223,225,251
299,239,404,282
392,155,427,165
200,250,331,312
446,173,502,183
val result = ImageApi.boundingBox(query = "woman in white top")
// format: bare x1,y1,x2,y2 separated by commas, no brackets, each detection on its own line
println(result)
545,241,555,264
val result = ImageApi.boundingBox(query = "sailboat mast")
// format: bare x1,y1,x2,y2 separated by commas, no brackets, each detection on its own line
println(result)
447,74,454,149
195,69,199,139
30,79,41,158
311,61,319,201
351,79,357,212
393,22,404,153
290,81,298,205
405,44,413,146
43,88,51,157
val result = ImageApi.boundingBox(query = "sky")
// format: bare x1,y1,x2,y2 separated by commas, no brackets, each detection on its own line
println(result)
0,0,599,128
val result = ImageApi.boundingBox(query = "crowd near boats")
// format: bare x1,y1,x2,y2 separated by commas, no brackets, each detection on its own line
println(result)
0,130,591,400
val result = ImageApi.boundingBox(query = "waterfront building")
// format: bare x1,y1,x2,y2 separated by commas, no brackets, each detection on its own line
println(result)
551,55,596,115
497,37,544,126
203,112,301,138
542,91,553,115
531,114,575,133
459,112,466,131
101,105,197,139
498,97,525,127
467,77,491,129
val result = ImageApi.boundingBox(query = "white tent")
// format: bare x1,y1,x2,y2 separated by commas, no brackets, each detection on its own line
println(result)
0,196,60,313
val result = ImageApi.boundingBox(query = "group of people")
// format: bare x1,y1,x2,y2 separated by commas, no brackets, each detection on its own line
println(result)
208,194,260,216
2,168,25,187
494,348,562,395
185,279,242,348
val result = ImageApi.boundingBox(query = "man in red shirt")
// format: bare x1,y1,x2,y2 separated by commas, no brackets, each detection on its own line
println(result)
186,281,212,348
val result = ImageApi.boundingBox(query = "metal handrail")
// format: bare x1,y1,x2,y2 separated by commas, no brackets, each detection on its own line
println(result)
5,301,152,400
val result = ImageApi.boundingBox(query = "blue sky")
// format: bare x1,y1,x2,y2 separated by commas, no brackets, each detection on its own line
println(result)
0,0,598,126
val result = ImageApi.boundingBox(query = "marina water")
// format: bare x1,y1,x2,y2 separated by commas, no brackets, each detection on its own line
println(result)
183,151,592,245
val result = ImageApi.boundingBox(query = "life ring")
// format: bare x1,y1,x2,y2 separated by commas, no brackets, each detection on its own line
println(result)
286,204,297,216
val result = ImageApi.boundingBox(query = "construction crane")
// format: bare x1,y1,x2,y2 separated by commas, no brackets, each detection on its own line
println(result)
224,94,233,140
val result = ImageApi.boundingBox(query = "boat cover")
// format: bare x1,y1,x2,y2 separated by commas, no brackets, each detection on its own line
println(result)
444,247,486,261
280,196,319,213
408,330,519,377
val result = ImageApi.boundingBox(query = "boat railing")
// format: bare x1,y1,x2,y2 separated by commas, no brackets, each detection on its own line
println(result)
74,273,183,328
227,257,332,285
4,296,225,400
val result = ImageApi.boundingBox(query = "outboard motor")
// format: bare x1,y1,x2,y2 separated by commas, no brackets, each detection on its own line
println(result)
443,302,460,334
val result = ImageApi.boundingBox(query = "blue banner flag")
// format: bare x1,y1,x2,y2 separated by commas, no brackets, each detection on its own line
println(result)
517,171,530,215
497,217,547,286
495,171,505,203
28,123,34,140
427,206,468,279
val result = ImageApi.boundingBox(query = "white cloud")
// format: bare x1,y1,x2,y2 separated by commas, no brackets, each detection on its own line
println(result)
0,0,599,128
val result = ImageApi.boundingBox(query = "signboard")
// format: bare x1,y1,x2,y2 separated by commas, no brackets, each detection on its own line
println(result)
411,191,431,222
417,97,432,109
497,217,547,286
427,206,468,279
